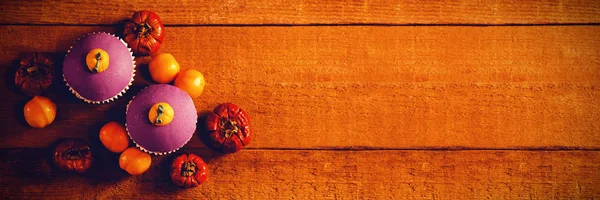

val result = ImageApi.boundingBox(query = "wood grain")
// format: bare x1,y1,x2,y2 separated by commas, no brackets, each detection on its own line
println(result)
1,0,600,25
1,2,600,199
1,149,599,199
1,26,599,149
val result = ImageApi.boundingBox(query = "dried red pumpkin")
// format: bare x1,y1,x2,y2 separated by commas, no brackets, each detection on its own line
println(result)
171,153,207,188
53,139,93,173
123,10,165,56
14,53,55,96
205,103,252,153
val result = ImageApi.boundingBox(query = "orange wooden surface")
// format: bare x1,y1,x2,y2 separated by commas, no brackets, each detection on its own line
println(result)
1,0,599,199
1,26,599,149
1,0,600,25
1,149,599,199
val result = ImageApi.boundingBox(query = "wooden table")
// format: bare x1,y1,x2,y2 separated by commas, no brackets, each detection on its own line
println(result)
1,1,599,199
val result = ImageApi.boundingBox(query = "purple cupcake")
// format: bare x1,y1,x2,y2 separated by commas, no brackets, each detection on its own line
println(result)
63,32,135,104
126,84,197,155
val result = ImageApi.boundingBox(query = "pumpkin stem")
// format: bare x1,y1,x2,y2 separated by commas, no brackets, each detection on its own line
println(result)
64,146,90,160
181,162,197,177
221,119,239,138
138,23,152,37
26,65,39,76
153,104,164,125
92,52,102,74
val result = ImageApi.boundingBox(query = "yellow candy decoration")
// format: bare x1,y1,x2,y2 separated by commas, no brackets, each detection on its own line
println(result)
148,102,174,126
86,48,109,73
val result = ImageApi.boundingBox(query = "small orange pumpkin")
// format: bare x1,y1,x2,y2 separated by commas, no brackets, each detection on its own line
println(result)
149,53,180,83
99,121,130,153
23,96,56,128
174,69,206,98
119,147,152,175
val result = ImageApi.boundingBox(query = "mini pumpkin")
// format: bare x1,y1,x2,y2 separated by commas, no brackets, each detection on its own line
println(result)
123,10,165,56
24,96,56,128
53,139,93,173
119,147,151,175
205,103,252,153
148,53,180,84
14,53,55,96
171,153,207,188
174,69,206,98
99,121,130,153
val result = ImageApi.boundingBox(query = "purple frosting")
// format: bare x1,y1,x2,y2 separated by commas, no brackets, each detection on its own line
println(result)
126,84,197,153
63,32,134,102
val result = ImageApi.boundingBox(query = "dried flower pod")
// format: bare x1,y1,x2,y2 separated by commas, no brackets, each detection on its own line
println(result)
15,53,55,96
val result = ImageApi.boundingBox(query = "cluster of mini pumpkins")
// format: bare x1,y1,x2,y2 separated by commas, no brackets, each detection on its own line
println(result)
14,10,252,189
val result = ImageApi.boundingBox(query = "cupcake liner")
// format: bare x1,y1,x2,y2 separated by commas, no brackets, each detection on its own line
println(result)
63,32,136,104
125,90,196,155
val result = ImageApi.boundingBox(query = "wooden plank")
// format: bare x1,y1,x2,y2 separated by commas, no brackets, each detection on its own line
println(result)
1,26,600,149
0,149,598,199
1,0,600,25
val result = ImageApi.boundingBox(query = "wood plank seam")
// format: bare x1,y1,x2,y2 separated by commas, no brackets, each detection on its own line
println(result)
3,23,600,27
243,147,600,151
3,0,600,25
